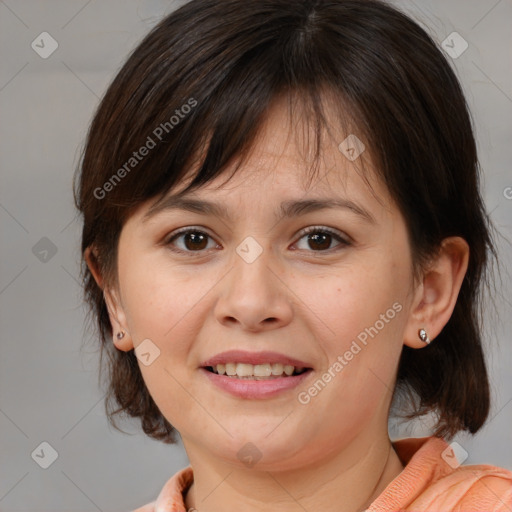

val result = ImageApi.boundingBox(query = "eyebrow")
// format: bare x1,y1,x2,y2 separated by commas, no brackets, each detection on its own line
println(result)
142,195,376,224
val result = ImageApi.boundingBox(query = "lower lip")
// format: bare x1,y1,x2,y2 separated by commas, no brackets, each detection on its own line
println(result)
199,368,313,399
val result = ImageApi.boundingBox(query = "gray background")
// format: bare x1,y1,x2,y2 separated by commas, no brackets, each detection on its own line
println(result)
0,1,511,511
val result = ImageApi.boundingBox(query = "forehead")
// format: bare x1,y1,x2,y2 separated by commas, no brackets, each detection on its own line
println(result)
133,94,393,225
179,96,384,197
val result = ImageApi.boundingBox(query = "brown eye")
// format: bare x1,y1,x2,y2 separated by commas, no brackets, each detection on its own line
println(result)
307,232,333,251
166,229,218,253
294,227,350,252
182,232,208,250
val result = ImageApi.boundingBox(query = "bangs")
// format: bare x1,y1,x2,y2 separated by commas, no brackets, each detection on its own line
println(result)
145,85,373,217
76,0,383,225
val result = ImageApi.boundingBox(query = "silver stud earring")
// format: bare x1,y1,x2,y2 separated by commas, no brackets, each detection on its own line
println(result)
418,328,430,344
116,331,125,340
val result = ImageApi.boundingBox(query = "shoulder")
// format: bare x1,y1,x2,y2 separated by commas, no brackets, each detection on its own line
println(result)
433,464,512,511
381,436,512,512
132,465,194,512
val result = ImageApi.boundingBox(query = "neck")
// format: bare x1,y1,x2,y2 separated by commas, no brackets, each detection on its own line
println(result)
183,434,404,512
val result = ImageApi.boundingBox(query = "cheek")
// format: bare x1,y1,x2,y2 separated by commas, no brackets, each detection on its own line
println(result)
119,252,202,340
300,265,406,422
292,262,403,342
291,252,409,398
118,257,214,429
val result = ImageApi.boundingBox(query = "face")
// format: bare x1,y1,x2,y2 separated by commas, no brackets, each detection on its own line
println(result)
104,99,419,471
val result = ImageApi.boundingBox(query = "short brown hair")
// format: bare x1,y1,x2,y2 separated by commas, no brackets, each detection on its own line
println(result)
74,0,498,443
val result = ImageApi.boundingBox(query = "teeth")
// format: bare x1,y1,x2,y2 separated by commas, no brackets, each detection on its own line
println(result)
284,365,294,376
225,363,236,376
211,363,306,378
253,364,272,377
236,363,254,377
271,363,284,375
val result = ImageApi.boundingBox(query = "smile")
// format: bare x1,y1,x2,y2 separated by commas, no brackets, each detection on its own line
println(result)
205,362,309,379
200,366,313,399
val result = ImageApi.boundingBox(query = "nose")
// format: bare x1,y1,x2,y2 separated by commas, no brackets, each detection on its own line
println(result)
213,245,294,333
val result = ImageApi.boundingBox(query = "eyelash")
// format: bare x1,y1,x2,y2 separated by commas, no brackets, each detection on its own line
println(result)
164,225,351,255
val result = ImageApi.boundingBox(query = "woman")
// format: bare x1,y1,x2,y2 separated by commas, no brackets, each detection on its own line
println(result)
73,0,512,510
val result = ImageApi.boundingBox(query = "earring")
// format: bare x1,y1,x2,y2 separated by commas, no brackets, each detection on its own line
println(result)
116,331,125,340
418,328,430,344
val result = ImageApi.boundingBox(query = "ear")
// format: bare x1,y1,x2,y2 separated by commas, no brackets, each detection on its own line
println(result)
403,236,469,348
84,245,134,352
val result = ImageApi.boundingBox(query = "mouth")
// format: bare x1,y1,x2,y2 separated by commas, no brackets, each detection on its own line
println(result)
199,350,314,398
203,363,312,380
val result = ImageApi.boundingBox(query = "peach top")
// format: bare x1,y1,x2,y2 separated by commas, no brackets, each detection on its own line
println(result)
134,436,512,512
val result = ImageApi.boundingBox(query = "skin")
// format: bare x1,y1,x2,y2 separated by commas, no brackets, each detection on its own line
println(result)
86,97,469,512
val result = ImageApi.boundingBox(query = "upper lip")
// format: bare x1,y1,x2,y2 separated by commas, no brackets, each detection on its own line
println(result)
200,350,312,368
